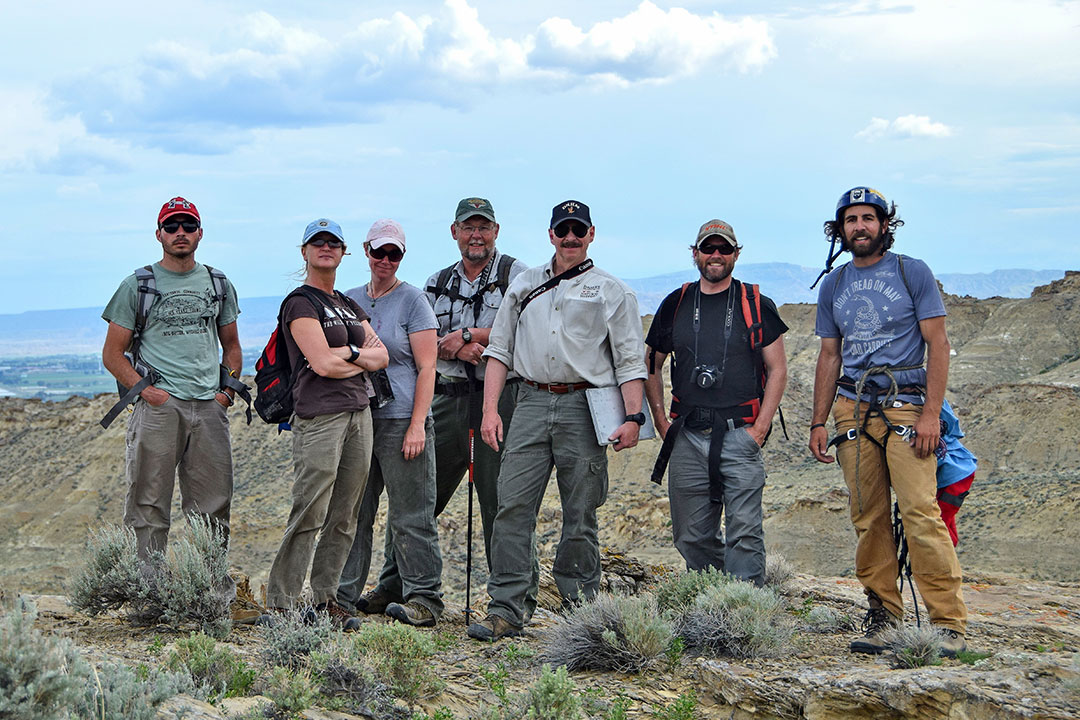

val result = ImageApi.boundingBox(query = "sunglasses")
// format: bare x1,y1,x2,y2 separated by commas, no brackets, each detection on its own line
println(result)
369,245,404,262
553,222,589,239
160,220,200,234
307,236,344,248
697,241,736,256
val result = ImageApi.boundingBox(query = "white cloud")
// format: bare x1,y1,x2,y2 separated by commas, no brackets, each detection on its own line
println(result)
857,114,953,140
0,90,128,173
50,0,776,148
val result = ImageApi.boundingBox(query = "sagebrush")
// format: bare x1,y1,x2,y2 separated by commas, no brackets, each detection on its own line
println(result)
542,593,672,672
675,581,793,658
0,600,89,720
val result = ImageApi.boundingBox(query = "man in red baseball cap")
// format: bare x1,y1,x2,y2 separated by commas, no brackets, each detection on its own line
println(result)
101,196,249,618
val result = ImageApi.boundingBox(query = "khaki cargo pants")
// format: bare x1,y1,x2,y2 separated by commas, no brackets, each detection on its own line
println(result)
833,395,967,633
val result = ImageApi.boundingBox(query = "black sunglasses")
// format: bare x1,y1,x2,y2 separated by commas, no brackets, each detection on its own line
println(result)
307,236,344,248
369,245,404,262
698,241,736,256
160,220,200,234
553,222,589,239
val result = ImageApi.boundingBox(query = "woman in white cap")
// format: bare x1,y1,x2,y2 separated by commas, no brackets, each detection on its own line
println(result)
264,219,388,630
337,219,444,627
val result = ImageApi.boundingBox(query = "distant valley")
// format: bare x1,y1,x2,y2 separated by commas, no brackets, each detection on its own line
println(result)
0,264,1067,400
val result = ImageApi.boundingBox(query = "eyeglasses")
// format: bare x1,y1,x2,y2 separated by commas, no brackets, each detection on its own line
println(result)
553,222,589,239
459,222,495,235
368,245,404,262
160,220,200,234
307,236,344,248
697,241,737,256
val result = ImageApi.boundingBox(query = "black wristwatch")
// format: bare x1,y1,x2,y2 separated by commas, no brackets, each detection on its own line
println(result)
347,344,360,362
461,328,473,343
624,412,647,426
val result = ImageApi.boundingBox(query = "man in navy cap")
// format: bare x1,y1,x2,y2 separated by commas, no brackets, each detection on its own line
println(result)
467,200,647,641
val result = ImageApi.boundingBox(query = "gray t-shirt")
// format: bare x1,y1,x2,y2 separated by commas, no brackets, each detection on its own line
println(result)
814,252,946,400
345,281,438,420
102,262,240,400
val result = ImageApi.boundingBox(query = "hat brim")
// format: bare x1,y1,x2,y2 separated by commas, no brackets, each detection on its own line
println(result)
456,210,496,223
368,237,405,252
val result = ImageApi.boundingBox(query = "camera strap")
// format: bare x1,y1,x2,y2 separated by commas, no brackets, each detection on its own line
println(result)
692,282,735,387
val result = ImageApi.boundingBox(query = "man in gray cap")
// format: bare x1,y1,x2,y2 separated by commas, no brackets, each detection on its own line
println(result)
468,200,647,642
644,219,788,584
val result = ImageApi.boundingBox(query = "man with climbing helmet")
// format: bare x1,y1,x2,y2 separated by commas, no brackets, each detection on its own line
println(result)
809,186,967,656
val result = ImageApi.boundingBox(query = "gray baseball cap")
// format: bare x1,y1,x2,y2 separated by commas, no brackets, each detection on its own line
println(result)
695,219,737,248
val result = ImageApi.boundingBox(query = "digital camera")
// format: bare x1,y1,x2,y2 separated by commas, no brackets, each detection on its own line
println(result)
691,364,720,389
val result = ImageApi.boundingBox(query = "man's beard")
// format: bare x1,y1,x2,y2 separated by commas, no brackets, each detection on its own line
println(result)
462,243,493,263
697,256,733,283
844,229,886,258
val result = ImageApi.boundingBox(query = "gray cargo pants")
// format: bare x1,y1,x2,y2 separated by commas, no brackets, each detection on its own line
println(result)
486,384,608,628
337,416,444,618
667,425,766,585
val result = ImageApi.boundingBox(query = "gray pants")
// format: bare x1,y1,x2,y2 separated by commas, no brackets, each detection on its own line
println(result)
266,410,373,608
124,397,233,564
486,385,608,628
667,425,766,585
338,416,444,617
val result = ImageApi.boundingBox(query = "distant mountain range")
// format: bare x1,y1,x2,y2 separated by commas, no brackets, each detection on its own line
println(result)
0,264,1066,358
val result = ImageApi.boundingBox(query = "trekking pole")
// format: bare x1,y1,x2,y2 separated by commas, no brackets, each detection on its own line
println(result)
465,427,476,624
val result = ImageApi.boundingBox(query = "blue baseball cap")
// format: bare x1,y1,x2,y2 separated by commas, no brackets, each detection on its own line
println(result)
302,218,345,245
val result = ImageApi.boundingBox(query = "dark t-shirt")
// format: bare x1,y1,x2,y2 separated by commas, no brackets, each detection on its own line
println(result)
646,280,787,410
282,285,370,419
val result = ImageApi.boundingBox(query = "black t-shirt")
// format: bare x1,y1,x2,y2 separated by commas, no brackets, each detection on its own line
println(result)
283,285,370,419
645,280,787,411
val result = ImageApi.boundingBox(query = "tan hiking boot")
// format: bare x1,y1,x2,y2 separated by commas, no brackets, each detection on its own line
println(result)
356,587,400,615
937,627,967,657
308,600,361,632
850,606,900,654
467,613,522,642
386,601,437,628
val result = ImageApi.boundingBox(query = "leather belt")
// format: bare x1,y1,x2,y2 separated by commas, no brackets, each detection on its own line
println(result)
523,379,594,394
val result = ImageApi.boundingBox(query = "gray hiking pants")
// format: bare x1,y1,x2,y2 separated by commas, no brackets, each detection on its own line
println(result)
667,425,766,585
337,416,444,618
486,384,608,628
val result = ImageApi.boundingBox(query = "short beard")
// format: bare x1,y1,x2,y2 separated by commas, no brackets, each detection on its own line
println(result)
844,229,886,258
697,257,733,283
462,244,493,263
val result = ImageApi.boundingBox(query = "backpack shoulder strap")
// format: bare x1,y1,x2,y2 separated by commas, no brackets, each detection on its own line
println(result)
738,279,764,351
895,253,914,299
425,265,457,299
133,265,158,335
493,253,517,292
648,282,693,374
204,265,228,303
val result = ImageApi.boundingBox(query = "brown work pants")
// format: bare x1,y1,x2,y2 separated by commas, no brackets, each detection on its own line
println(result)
833,396,967,633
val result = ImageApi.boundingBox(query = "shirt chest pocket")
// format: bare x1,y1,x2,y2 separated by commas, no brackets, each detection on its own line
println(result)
561,296,605,342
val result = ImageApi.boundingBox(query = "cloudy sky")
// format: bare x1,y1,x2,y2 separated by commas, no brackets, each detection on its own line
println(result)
2,0,1077,314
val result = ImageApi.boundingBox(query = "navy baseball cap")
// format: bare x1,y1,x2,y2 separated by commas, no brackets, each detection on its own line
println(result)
550,200,592,229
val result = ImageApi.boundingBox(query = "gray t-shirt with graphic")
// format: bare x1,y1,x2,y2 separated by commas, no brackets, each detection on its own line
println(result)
102,262,240,400
814,252,945,401
345,281,438,420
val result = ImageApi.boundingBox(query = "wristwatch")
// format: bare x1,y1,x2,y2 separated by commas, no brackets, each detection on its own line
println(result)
461,328,473,343
347,344,360,362
624,412,647,426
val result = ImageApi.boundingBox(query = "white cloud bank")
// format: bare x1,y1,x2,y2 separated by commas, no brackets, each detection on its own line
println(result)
857,114,953,141
51,0,775,146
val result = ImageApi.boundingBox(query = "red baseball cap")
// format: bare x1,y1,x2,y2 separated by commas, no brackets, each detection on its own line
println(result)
158,197,201,225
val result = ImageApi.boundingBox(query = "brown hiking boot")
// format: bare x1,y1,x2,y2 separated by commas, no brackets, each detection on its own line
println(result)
467,613,521,642
309,600,361,632
850,606,900,654
356,587,400,615
255,607,290,627
937,627,967,657
386,601,437,628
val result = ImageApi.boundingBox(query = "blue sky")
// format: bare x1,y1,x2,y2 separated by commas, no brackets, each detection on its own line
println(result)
1,0,1077,313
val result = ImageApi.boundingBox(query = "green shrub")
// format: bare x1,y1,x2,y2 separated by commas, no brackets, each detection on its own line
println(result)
654,568,732,614
167,632,256,702
524,664,581,720
68,518,233,638
69,525,144,616
263,666,316,714
352,623,443,702
675,581,793,658
75,661,193,720
882,624,943,669
605,695,632,720
256,607,335,669
308,640,397,719
764,554,796,594
652,692,697,720
802,605,855,633
0,599,89,720
542,594,672,673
